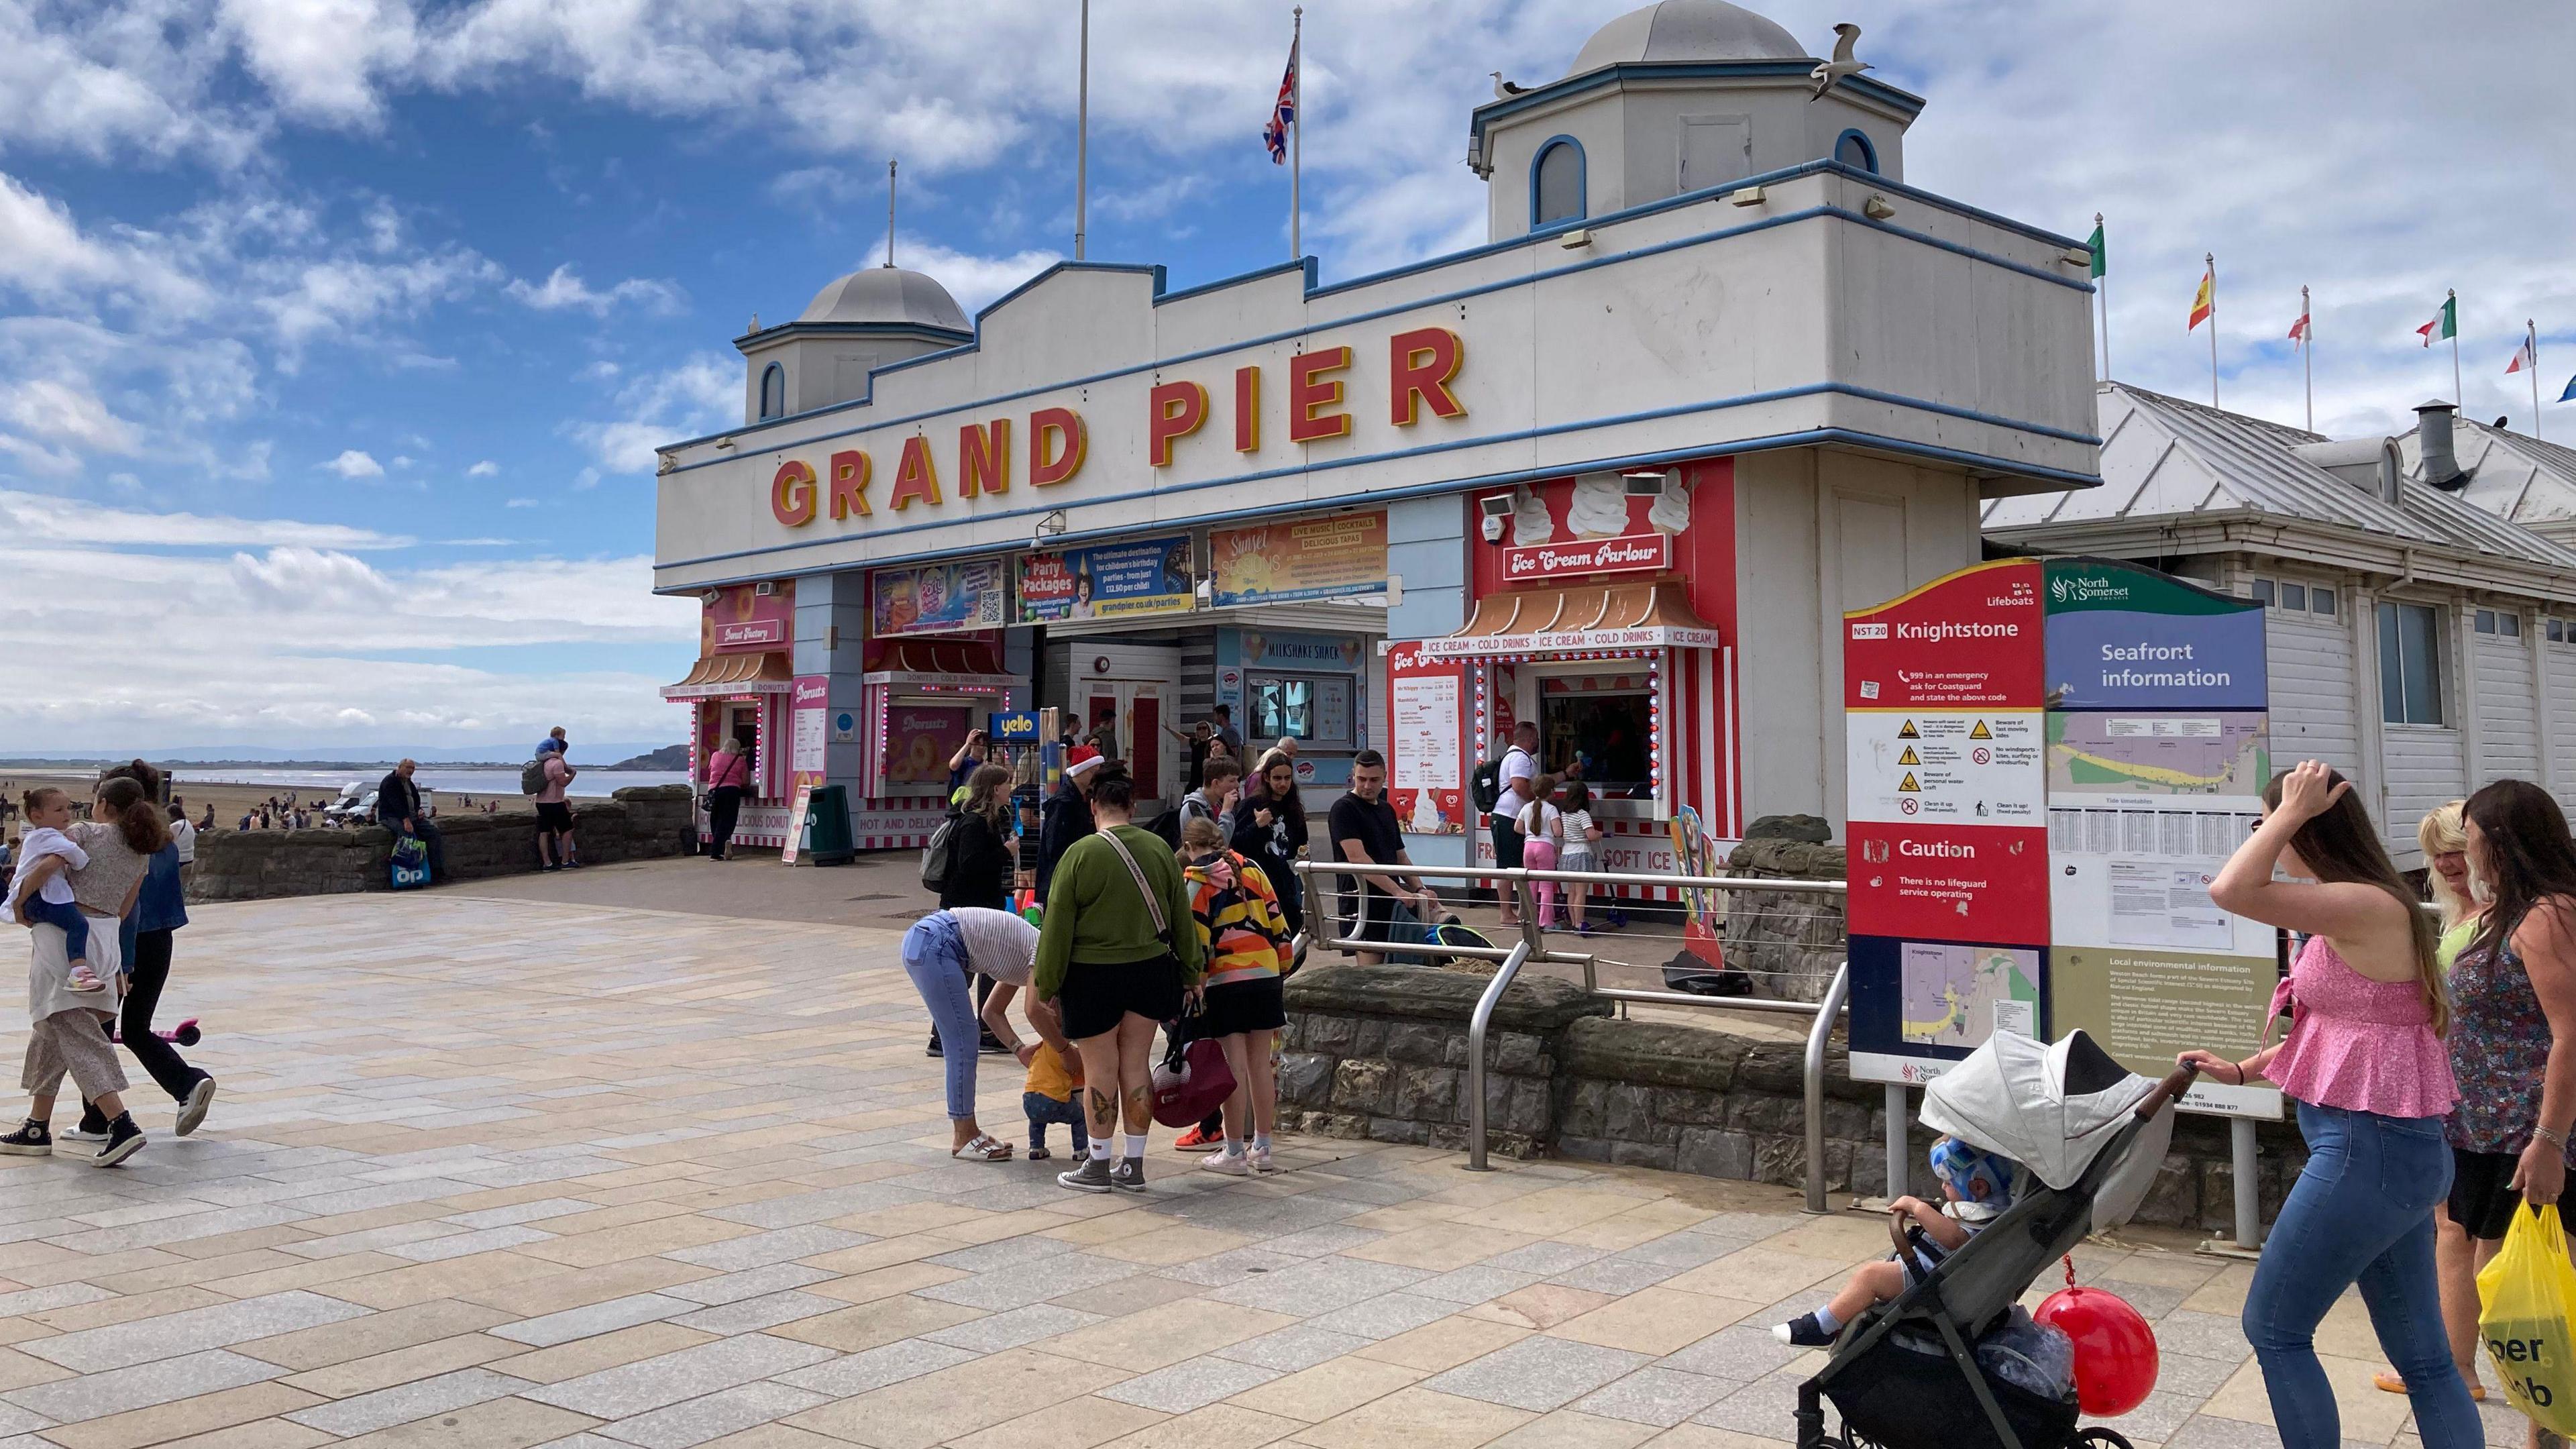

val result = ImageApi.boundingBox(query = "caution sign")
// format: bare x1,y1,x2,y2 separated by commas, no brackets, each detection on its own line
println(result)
1898,720,1921,739
1898,746,1921,766
1970,720,1994,740
1897,773,1921,792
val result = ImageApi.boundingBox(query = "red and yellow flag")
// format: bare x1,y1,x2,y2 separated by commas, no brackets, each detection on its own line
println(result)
2187,268,2214,331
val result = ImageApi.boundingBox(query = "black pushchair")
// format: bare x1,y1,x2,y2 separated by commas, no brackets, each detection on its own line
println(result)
1796,1031,2196,1449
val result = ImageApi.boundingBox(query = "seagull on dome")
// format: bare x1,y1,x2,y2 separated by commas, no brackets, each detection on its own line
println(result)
1808,22,1869,101
1490,70,1527,98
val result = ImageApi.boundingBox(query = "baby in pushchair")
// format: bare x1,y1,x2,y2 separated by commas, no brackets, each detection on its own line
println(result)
1776,1136,2021,1347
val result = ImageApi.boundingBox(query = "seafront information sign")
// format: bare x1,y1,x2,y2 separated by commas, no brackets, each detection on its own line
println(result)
1842,557,2277,1116
1843,559,2049,1083
2041,558,2278,1118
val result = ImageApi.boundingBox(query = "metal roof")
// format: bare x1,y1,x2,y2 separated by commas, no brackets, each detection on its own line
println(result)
1984,383,2576,572
2398,415,2576,535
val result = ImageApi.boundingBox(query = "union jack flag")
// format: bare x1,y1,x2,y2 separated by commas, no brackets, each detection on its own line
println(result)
1262,41,1297,163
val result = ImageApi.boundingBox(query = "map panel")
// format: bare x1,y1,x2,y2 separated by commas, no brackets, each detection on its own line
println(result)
2047,711,2268,799
1900,942,2041,1049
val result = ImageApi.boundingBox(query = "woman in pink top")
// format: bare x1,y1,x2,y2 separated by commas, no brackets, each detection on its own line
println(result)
2178,760,2480,1448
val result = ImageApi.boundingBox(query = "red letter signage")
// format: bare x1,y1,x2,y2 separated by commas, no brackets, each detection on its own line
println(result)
1234,366,1260,452
1030,407,1087,487
1389,327,1466,426
960,419,1011,497
771,460,816,527
890,435,943,510
1147,380,1209,468
826,450,871,520
1287,345,1353,443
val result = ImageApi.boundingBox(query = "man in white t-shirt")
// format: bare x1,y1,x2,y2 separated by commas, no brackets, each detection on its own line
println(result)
1491,720,1539,926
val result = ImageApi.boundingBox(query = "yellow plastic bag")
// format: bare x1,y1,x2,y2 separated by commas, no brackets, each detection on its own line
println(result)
2479,1202,2576,1434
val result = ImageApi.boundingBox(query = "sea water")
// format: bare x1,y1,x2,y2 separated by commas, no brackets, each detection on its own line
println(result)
172,767,694,800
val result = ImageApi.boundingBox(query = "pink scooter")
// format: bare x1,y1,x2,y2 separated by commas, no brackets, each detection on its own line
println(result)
108,1018,201,1046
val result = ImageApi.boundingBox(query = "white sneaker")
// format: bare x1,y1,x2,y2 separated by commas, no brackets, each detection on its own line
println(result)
1200,1150,1251,1177
1248,1144,1275,1174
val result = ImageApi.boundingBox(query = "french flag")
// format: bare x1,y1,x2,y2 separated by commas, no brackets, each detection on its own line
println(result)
1263,42,1297,163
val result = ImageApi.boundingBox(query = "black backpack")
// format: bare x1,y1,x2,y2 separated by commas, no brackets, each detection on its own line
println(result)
1468,757,1504,814
1142,807,1184,849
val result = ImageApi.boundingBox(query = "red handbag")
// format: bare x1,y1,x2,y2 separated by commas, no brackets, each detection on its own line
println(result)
1152,1035,1238,1128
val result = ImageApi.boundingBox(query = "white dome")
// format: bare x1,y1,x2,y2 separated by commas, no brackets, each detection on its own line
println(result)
1568,0,1809,74
797,266,970,331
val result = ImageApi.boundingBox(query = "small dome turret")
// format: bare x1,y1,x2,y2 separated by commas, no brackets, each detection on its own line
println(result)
1568,0,1809,74
798,266,971,333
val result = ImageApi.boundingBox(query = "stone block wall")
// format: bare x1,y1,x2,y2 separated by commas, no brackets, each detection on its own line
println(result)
189,786,694,902
1281,963,2303,1232
1717,837,1847,1004
1279,964,1609,1159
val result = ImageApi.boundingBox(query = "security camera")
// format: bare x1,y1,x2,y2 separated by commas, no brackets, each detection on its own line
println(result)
1482,513,1506,543
700,589,722,604
1477,493,1513,543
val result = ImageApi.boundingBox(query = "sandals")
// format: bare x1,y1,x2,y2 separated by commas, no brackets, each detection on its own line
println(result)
951,1134,1014,1161
2371,1369,2483,1402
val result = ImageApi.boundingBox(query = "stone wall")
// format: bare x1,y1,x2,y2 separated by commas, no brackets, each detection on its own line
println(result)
189,786,694,902
1281,963,2302,1232
1717,837,1847,1004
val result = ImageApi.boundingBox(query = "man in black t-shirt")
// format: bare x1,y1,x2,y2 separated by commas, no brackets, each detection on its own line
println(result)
1326,750,1435,965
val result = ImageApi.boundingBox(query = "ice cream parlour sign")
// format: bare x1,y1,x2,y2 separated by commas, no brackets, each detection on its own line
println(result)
1490,468,1693,583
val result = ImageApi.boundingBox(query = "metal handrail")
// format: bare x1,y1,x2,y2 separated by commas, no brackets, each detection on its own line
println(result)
1464,940,1534,1172
1803,961,1851,1214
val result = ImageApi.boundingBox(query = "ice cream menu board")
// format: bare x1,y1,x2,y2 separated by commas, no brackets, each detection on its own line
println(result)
1387,643,1464,836
2040,558,2277,1118
1843,560,2050,1085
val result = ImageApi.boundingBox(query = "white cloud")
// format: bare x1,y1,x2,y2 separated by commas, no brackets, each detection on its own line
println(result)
320,447,384,478
0,542,696,747
504,496,537,507
216,0,419,127
467,459,498,476
860,239,1058,316
505,262,684,316
573,355,738,474
0,486,407,549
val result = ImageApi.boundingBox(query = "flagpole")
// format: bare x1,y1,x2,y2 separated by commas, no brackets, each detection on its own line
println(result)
1290,7,1303,261
2302,284,2312,433
2095,213,2109,382
1074,0,1089,262
885,160,897,268
2534,321,2545,441
2207,252,2218,408
2449,288,2462,412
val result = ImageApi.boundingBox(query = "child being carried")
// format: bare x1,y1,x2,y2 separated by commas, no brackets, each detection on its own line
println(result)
1774,1135,2019,1347
4,790,103,992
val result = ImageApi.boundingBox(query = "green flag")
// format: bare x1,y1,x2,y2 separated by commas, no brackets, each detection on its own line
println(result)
2086,219,2105,279
2418,294,2456,346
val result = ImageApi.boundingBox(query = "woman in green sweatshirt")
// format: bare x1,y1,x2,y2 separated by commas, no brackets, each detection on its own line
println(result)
1034,767,1205,1193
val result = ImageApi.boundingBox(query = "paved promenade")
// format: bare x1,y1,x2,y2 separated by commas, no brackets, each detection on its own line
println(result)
0,890,2527,1448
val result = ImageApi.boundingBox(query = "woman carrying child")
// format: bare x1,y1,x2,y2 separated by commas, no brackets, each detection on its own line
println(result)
1178,818,1292,1175
2178,760,2481,1448
0,776,169,1166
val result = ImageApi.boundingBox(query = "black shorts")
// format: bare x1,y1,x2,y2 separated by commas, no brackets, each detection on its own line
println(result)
2451,1146,2526,1241
535,802,575,832
1056,955,1183,1041
1198,977,1287,1036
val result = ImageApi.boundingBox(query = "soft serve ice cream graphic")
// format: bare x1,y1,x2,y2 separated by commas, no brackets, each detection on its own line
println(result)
1566,470,1634,538
1509,485,1556,546
1647,469,1690,534
1409,789,1447,834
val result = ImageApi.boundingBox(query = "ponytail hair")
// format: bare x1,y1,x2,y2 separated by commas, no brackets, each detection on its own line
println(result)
96,777,172,856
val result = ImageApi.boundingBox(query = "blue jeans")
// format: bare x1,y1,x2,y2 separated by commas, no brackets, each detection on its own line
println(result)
901,914,981,1120
21,898,88,963
1024,1091,1088,1152
2245,1102,2483,1448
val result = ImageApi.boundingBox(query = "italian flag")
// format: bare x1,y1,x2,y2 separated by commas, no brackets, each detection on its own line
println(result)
2418,295,2456,347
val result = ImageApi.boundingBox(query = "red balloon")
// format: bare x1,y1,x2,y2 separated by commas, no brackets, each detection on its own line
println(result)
2035,1285,2159,1417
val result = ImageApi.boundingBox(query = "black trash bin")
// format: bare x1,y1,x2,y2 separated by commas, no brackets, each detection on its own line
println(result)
805,785,855,866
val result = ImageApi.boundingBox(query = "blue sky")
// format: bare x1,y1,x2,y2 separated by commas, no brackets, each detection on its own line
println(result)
3,0,2569,753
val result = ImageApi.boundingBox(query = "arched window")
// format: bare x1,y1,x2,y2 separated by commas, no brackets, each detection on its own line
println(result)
758,362,786,420
1833,128,1878,174
1531,137,1586,228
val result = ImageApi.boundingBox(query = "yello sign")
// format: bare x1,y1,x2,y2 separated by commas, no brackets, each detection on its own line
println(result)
767,328,1465,529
